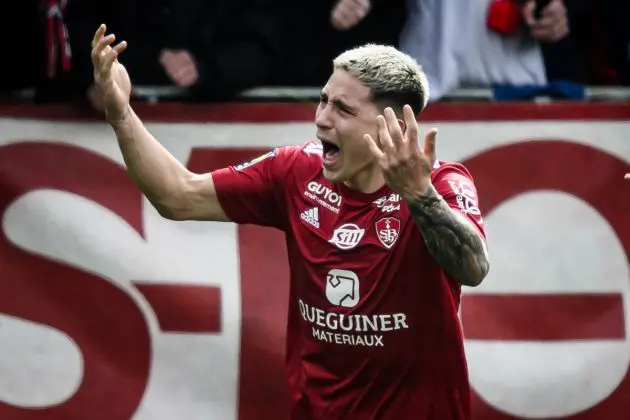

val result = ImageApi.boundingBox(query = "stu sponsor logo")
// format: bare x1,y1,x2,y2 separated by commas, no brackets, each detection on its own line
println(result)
329,223,365,250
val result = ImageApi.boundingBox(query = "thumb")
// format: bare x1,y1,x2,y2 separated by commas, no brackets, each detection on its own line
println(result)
422,127,438,166
522,0,536,26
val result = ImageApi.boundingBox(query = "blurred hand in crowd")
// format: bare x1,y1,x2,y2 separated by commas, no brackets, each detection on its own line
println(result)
159,49,199,88
331,0,371,30
522,0,569,43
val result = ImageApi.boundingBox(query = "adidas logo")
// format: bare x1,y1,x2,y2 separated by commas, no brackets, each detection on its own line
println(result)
300,207,320,229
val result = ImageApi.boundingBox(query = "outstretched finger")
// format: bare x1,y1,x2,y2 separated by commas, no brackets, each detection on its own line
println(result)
92,33,116,62
91,24,106,49
384,107,404,149
402,104,419,153
99,39,127,71
102,43,125,70
422,127,438,165
364,133,386,163
113,40,128,56
376,115,394,151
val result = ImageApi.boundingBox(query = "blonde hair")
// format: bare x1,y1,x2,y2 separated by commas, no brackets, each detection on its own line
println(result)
333,44,430,114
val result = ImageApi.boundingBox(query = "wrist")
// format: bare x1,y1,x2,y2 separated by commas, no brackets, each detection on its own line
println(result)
106,104,131,126
402,180,436,203
404,183,443,219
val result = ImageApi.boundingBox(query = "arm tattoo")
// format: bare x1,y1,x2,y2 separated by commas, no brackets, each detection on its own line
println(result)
407,184,490,286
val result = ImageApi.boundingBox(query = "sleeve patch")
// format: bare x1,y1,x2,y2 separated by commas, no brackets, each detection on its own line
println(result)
234,149,276,171
447,178,482,217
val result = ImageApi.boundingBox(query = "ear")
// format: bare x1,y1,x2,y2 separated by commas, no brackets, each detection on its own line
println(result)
397,118,406,132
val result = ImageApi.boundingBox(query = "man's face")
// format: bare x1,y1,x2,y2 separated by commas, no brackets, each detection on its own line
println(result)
315,68,381,183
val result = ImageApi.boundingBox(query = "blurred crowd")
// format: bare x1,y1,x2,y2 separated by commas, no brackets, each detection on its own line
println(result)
2,0,629,108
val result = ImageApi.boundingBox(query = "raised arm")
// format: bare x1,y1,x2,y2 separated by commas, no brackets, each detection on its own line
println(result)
91,24,228,222
112,108,228,221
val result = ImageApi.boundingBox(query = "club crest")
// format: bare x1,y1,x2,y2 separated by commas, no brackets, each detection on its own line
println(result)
375,217,400,249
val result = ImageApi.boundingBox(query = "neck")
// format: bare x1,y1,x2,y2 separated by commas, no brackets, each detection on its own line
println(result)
343,164,386,194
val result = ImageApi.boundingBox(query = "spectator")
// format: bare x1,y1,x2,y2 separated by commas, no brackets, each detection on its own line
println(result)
271,0,406,87
0,1,46,96
46,0,283,107
400,0,590,101
592,0,630,85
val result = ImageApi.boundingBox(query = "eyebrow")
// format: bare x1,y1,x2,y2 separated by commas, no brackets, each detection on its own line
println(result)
320,91,358,113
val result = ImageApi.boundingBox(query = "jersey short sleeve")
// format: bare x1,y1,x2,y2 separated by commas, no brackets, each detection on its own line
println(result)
431,163,486,239
211,146,300,229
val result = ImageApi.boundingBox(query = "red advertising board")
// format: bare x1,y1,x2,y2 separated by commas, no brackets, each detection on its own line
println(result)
0,101,628,419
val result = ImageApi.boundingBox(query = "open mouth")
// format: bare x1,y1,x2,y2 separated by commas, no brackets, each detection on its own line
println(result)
320,139,341,167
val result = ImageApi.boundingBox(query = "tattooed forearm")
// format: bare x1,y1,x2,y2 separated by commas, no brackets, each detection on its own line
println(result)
407,184,490,287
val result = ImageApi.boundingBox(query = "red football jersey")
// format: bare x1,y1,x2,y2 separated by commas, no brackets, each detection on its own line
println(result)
212,141,486,420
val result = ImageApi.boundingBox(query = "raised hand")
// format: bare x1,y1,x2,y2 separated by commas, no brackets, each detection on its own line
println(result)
159,50,199,88
331,0,371,30
90,24,131,122
522,0,569,43
364,105,438,200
